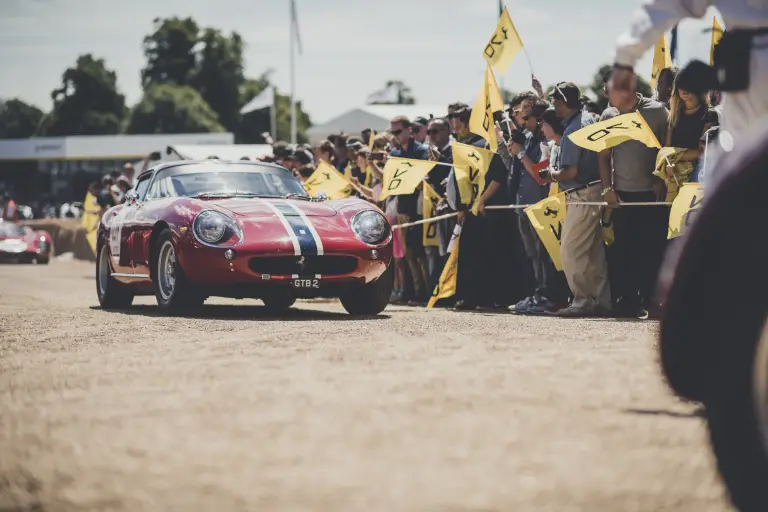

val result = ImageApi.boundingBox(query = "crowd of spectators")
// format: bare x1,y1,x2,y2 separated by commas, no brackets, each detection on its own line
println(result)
261,63,721,318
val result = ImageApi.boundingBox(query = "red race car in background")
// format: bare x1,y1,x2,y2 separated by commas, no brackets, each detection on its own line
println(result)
95,160,394,315
0,221,52,264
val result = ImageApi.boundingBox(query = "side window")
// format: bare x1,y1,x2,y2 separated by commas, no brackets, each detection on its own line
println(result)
134,176,152,201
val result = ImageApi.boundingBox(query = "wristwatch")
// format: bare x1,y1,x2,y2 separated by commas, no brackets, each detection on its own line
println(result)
516,150,526,160
601,186,614,197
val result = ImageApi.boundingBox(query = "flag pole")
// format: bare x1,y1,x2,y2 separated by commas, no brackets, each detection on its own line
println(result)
290,2,297,144
270,86,278,140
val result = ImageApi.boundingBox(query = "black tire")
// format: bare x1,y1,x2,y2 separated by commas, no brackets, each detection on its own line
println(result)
153,229,204,314
262,293,296,313
340,264,394,315
96,241,134,309
705,381,768,512
38,258,49,265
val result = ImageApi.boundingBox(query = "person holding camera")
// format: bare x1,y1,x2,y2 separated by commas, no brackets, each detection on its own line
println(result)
498,98,566,315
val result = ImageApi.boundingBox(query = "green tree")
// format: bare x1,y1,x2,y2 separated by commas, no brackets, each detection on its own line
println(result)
0,99,44,138
141,17,200,88
126,84,225,134
192,28,245,132
589,64,653,112
41,54,126,136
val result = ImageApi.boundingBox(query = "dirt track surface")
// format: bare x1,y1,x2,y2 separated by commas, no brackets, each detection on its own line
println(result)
0,260,732,511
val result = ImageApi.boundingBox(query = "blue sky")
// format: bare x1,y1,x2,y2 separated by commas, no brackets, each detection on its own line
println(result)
0,0,722,124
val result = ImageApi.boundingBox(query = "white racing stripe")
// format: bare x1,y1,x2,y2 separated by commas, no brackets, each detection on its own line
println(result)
285,202,325,256
266,202,301,256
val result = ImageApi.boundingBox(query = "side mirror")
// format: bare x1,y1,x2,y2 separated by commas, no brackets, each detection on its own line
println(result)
149,151,162,161
125,190,139,204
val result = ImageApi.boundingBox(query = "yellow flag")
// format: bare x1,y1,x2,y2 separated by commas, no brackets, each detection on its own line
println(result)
344,161,352,179
668,182,703,239
525,193,566,271
422,183,441,247
650,34,673,89
452,142,495,214
427,237,459,308
482,6,524,75
378,157,436,200
548,182,560,198
568,112,661,153
303,161,352,200
711,18,723,65
368,130,375,151
469,63,504,152
81,191,101,255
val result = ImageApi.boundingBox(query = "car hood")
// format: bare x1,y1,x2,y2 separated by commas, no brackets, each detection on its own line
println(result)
206,198,338,218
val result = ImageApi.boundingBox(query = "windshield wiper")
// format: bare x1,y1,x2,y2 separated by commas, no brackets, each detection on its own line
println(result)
284,193,311,201
196,191,261,199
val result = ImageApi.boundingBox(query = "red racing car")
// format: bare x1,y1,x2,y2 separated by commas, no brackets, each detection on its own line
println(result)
0,221,52,264
95,160,394,315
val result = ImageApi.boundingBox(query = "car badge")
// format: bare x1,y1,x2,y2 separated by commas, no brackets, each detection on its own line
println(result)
297,256,306,272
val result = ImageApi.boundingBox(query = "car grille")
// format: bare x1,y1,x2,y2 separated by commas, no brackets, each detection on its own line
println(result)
249,255,357,276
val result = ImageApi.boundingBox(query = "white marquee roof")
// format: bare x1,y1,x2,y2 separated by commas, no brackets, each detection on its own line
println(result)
306,104,450,144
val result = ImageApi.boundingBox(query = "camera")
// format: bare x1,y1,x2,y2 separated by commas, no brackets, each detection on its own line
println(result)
369,152,386,161
508,128,526,146
538,169,551,181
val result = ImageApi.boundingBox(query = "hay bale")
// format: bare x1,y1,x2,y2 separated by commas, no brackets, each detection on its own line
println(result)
20,219,96,261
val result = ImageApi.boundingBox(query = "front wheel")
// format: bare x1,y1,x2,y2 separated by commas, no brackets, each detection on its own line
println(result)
96,242,134,309
262,293,296,313
340,264,394,315
153,229,204,314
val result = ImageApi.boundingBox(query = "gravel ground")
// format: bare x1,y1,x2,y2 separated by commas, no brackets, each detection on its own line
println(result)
0,259,732,511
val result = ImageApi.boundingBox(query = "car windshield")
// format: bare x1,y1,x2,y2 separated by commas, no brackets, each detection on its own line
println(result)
0,223,26,237
149,167,308,199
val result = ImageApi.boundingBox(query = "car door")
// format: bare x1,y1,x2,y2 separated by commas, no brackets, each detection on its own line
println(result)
129,174,161,277
116,175,152,275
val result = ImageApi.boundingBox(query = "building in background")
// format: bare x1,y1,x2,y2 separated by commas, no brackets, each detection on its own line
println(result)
0,133,234,202
306,105,448,144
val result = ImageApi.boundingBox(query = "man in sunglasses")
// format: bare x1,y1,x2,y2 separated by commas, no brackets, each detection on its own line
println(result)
388,115,431,306
411,116,430,144
547,81,612,318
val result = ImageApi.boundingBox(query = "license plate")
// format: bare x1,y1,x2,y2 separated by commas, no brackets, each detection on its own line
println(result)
292,278,319,289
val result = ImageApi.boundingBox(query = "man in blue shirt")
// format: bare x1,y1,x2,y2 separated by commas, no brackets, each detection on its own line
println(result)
388,115,430,305
548,82,611,317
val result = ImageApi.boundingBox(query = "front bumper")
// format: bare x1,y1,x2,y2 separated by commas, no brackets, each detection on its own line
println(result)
0,250,47,263
178,239,392,297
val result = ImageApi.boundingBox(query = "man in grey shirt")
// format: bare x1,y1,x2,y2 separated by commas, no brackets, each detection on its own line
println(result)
598,73,669,317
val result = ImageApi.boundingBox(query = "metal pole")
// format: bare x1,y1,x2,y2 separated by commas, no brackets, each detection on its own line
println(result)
290,4,297,145
270,86,277,140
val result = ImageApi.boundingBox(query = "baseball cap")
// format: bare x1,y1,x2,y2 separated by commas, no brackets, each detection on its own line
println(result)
548,82,582,107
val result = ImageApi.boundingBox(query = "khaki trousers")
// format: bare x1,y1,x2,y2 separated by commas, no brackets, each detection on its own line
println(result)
560,184,611,310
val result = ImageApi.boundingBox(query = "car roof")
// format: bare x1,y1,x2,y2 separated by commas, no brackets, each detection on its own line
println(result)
137,159,291,181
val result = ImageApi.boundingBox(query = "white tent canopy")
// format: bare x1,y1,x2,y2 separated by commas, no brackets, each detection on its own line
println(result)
165,144,273,161
306,104,449,144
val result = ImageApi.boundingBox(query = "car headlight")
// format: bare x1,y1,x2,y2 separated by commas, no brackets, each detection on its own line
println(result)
351,210,390,245
192,210,242,247
38,237,48,252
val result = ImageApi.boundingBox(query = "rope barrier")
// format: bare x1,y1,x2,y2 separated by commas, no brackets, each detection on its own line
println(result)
392,201,674,229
